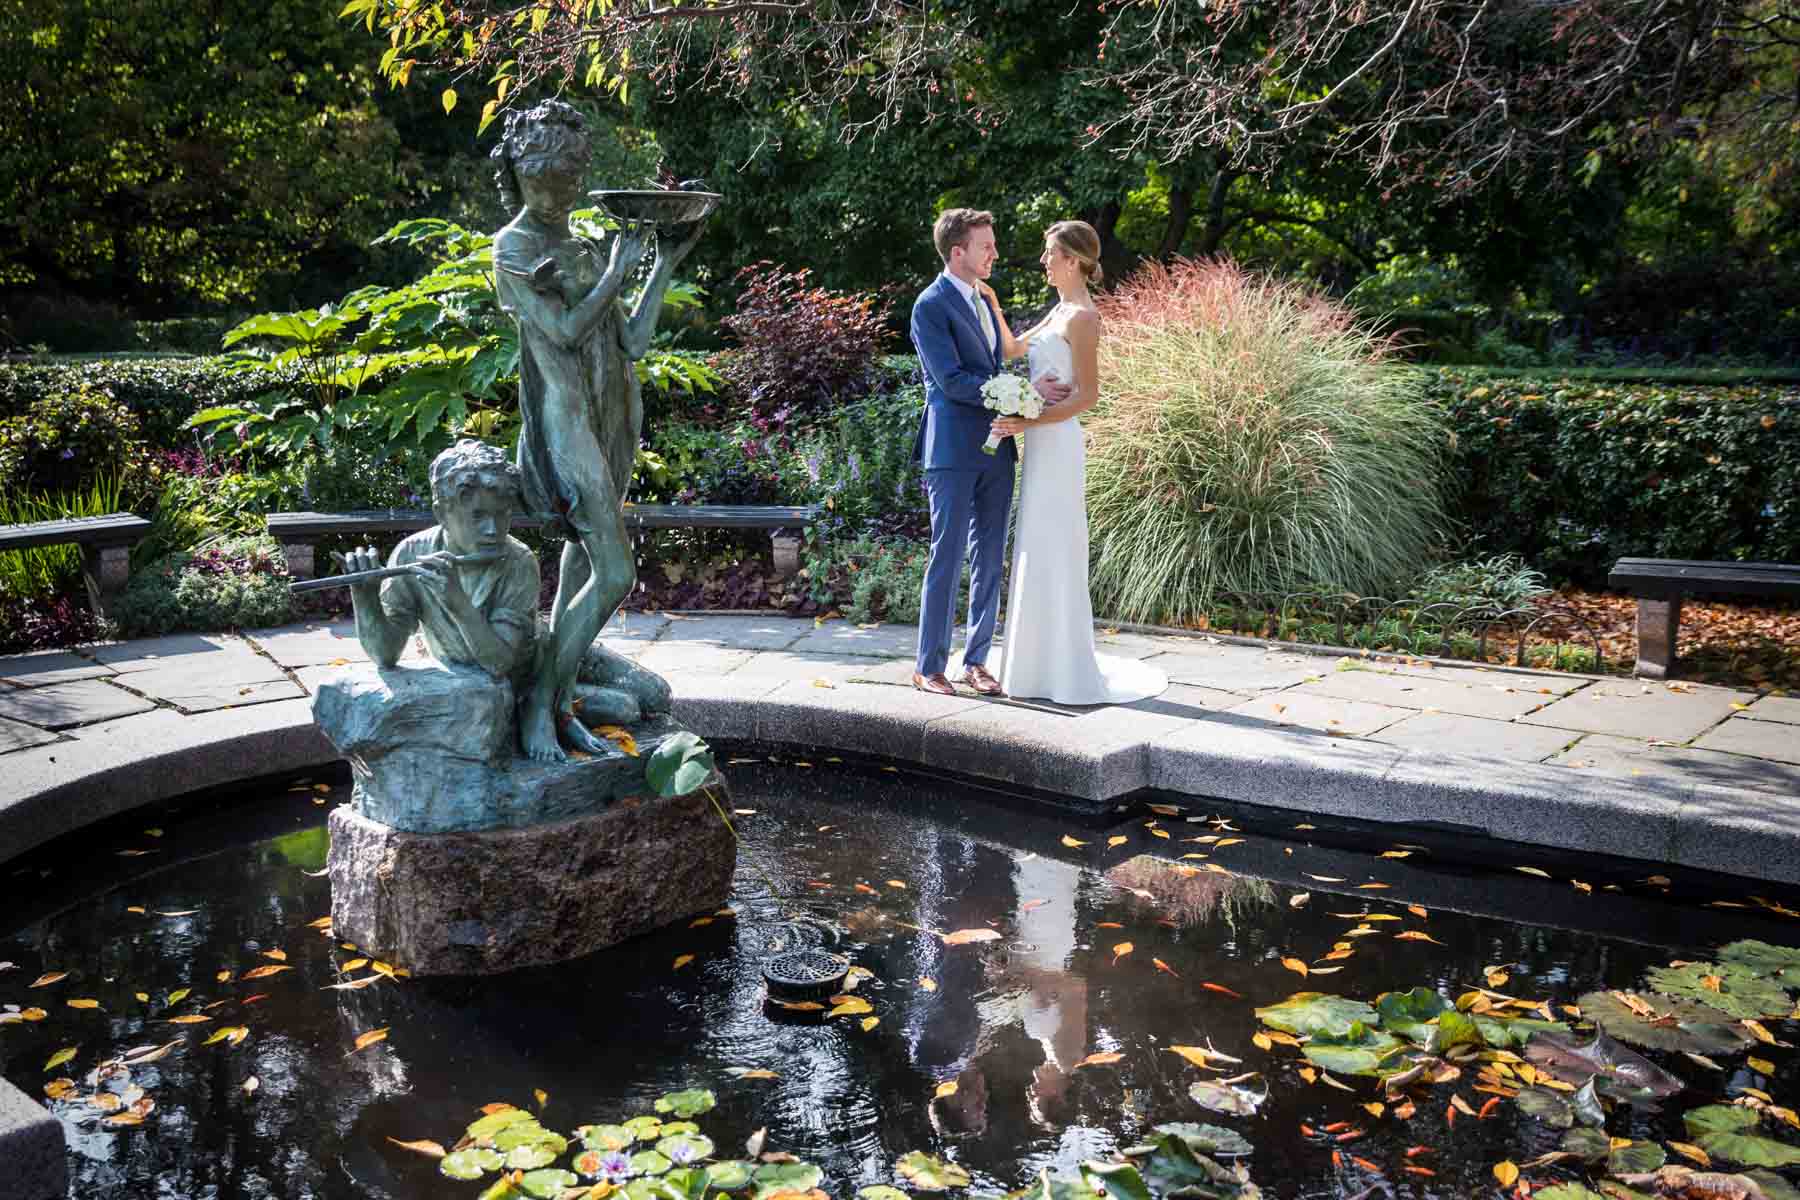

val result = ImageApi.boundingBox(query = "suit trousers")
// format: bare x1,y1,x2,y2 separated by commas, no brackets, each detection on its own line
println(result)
916,462,1015,677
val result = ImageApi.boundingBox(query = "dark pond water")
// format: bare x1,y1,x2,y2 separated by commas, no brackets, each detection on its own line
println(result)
4,746,1800,1200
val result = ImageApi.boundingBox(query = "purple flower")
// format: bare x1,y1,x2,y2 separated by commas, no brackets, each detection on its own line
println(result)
597,1152,633,1182
664,1140,702,1165
59,447,76,460
848,452,862,483
803,450,823,484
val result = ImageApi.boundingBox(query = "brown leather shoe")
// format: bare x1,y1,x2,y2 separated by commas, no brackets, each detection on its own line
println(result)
912,671,957,696
959,663,1003,696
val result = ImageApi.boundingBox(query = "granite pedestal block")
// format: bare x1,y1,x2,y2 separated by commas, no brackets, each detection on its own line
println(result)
0,1073,65,1200
327,779,735,976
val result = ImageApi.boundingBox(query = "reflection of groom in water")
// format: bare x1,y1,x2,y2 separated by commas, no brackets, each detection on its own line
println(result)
910,208,1070,698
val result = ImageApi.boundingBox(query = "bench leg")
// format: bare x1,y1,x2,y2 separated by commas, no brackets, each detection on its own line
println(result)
80,543,134,620
281,540,316,581
769,532,802,580
1634,594,1681,679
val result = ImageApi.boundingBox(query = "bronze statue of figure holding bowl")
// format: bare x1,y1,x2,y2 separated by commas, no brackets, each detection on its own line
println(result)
490,99,716,762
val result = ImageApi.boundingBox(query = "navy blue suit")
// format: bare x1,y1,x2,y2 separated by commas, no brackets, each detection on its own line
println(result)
910,273,1015,677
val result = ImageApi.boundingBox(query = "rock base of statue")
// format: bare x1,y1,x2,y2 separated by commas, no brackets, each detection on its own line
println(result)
327,781,734,976
315,660,734,975
314,662,694,833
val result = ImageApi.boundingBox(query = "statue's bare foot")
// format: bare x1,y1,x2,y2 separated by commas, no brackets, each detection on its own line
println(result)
521,702,567,763
559,713,623,758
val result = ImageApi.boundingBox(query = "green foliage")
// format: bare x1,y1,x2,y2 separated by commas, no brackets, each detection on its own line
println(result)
1409,555,1551,614
191,216,717,470
0,383,146,495
0,356,305,447
1431,369,1800,583
111,534,293,638
1083,259,1452,624
716,263,890,423
645,733,715,798
0,473,125,602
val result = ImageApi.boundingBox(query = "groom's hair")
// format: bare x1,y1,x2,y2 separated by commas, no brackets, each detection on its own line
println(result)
933,208,994,262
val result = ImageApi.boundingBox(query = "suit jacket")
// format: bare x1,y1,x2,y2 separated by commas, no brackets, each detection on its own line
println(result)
910,274,1015,470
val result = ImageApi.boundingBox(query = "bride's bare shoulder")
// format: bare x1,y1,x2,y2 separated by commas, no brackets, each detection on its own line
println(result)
1064,306,1100,341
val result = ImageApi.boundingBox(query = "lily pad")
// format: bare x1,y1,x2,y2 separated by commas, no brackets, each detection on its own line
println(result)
1472,1015,1567,1048
1374,988,1449,1043
623,1116,666,1139
1606,1140,1666,1175
506,1143,560,1170
1188,1079,1266,1115
654,1089,717,1118
1428,1009,1485,1053
442,1148,506,1180
495,1124,564,1153
1301,1024,1404,1076
1645,962,1794,1019
519,1169,579,1199
479,1176,524,1200
1595,1186,1655,1200
659,1121,701,1137
1080,1160,1152,1200
1151,1123,1253,1157
1254,993,1378,1038
1561,1127,1611,1159
656,1134,715,1166
858,1188,911,1200
631,1151,674,1176
647,731,715,798
579,1123,637,1151
1525,1028,1685,1096
754,1161,826,1198
468,1108,538,1140
894,1152,967,1193
1132,1133,1240,1196
1746,1169,1800,1200
1578,990,1752,1054
1719,939,1800,980
660,1168,711,1200
627,1178,677,1200
708,1162,757,1191
1685,1104,1800,1167
1516,1086,1574,1128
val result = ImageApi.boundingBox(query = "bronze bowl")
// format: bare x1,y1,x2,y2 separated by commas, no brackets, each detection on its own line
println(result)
588,189,721,229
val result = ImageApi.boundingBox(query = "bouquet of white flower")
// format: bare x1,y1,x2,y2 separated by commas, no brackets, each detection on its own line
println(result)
979,371,1044,454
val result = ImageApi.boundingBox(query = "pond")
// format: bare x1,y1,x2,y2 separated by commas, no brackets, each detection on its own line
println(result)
3,745,1800,1200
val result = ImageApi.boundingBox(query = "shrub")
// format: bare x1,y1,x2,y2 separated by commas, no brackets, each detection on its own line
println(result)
0,383,147,495
800,534,952,625
111,534,293,637
1409,554,1552,614
717,262,889,428
1430,369,1800,584
1083,258,1452,624
0,356,301,447
792,383,929,541
0,594,108,655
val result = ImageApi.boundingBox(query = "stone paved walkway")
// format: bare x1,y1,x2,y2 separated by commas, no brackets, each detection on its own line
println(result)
2,614,1795,875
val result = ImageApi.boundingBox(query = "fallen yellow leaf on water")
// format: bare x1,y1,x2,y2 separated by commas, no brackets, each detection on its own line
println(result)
886,880,907,890
1020,898,1049,913
30,972,67,988
1743,1019,1781,1046
105,1112,146,1127
1281,957,1309,977
811,679,836,690
533,1088,548,1109
1515,866,1551,878
126,906,145,915
67,999,100,1010
919,977,938,992
861,1017,880,1031
1097,922,1123,929
165,1015,212,1025
1112,942,1134,963
1167,1045,1216,1068
1363,1102,1386,1118
1289,893,1310,909
934,1081,958,1099
1252,1032,1273,1051
828,998,872,1017
351,1028,389,1053
240,965,291,981
203,1026,249,1047
1150,828,1171,840
340,958,369,974
1073,1051,1124,1068
388,1137,446,1158
1108,836,1129,848
307,916,334,929
941,929,1002,945
1493,1161,1519,1187
263,949,287,962
1305,875,1344,883
1061,835,1088,848
734,1069,780,1079
134,992,148,1003
673,954,695,970
1572,880,1593,894
1357,883,1391,890
1667,1141,1710,1167
170,988,192,1003
1394,931,1444,945
1213,838,1241,848
44,1047,77,1072
1750,1057,1776,1074
1381,850,1412,859
1148,804,1182,816
1407,905,1428,918
594,725,640,756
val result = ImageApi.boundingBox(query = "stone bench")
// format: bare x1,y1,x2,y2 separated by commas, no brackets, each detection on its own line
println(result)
1608,557,1800,678
268,504,821,581
0,512,152,618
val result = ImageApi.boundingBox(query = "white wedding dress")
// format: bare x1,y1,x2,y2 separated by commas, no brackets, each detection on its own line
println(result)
996,325,1168,705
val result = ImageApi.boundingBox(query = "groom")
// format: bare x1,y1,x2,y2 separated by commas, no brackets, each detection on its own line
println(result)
910,208,1070,696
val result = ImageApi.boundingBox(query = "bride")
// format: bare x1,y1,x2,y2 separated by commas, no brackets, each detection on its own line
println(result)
977,221,1167,705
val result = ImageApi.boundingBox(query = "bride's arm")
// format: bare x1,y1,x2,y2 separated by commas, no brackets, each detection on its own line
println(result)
991,310,1100,435
974,280,1055,362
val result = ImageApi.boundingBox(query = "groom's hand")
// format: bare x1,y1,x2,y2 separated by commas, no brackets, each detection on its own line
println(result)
1033,377,1073,405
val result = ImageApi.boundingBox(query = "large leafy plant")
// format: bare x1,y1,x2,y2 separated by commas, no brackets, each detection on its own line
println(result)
187,216,719,467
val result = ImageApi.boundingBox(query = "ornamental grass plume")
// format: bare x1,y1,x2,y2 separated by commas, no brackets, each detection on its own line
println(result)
1084,258,1450,625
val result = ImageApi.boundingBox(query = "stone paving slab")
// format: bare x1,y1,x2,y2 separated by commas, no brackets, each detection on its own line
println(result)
1370,710,1581,761
1370,658,1585,694
724,650,891,687
245,621,374,667
0,649,116,689
1691,717,1800,767
0,678,157,729
632,642,758,677
1739,695,1800,726
1519,679,1752,743
922,697,1194,800
1290,665,1559,721
655,614,806,651
601,611,673,643
1550,733,1800,796
1223,689,1414,738
1149,644,1329,694
0,717,60,753
784,621,921,659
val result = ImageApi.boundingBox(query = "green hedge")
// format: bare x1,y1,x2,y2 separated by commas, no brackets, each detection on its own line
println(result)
0,356,298,446
1436,364,1800,386
1431,369,1800,584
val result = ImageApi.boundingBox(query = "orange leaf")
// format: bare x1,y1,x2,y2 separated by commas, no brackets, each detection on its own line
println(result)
29,972,67,988
941,928,1002,945
934,1081,958,1099
1060,835,1088,848
239,964,292,981
1112,942,1134,963
1393,931,1443,945
1073,1051,1124,1068
388,1138,447,1158
351,1028,389,1053
1281,957,1309,977
1493,1162,1519,1187
673,954,695,970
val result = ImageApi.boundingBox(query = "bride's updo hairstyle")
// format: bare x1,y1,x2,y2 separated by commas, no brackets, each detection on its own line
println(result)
1046,220,1104,285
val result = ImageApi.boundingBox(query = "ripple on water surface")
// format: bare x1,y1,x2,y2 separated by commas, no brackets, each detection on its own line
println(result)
3,746,1800,1199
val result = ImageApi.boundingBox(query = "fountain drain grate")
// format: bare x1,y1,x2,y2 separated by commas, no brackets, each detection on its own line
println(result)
763,949,849,1000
